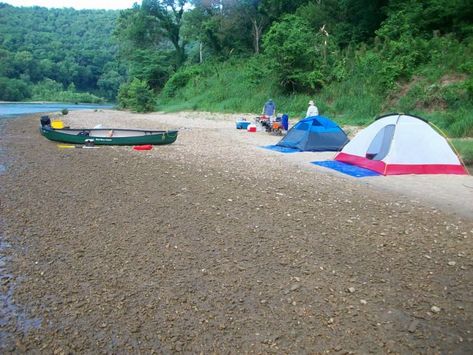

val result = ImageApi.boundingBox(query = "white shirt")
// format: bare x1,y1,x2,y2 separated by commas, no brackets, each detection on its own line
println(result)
306,104,319,117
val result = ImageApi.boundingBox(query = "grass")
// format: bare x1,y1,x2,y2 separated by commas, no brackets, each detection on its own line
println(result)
451,138,473,168
156,57,473,166
157,56,472,135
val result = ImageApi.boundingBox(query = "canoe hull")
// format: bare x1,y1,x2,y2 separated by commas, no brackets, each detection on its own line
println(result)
40,127,178,146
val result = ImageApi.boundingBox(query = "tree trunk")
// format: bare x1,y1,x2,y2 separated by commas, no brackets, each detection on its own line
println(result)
252,19,262,54
199,42,203,64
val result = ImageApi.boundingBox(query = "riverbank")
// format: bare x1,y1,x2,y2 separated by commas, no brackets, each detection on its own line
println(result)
1,110,473,353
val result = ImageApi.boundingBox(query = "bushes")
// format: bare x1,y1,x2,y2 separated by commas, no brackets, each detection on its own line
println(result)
118,78,155,112
31,79,104,103
154,32,472,139
262,14,325,92
0,77,31,101
0,76,105,103
161,65,203,98
451,139,473,166
243,55,273,86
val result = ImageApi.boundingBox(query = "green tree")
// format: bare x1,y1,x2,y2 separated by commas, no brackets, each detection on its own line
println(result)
296,0,389,48
0,77,31,100
260,0,310,20
0,4,124,101
263,14,325,92
141,0,189,68
385,0,473,39
115,1,189,90
98,69,124,100
118,77,155,112
183,0,264,59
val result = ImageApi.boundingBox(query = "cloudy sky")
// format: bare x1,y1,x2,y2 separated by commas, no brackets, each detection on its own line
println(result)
3,0,138,10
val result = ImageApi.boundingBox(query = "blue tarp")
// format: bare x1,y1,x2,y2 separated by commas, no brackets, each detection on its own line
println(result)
312,160,381,178
261,145,301,153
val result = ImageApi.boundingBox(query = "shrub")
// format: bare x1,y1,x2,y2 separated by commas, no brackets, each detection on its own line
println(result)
262,14,326,92
243,55,273,86
118,78,155,112
31,79,104,103
161,65,203,98
451,139,473,166
0,77,31,101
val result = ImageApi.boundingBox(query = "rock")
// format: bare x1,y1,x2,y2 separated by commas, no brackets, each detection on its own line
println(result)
347,287,356,293
408,319,419,333
360,299,367,305
431,306,441,313
448,261,456,266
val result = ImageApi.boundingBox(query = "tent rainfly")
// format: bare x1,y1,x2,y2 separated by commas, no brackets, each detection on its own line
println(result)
277,115,349,152
335,113,468,175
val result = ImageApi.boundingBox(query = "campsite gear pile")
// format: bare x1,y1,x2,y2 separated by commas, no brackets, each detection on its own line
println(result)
255,115,285,135
255,115,271,131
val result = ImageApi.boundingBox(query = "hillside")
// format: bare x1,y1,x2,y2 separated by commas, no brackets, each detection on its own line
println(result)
110,1,472,137
0,3,124,102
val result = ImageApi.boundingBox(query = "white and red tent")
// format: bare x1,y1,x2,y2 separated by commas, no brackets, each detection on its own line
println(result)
335,113,468,175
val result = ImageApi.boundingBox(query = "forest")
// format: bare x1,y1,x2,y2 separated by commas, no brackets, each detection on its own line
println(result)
115,0,472,139
0,3,123,102
1,1,472,144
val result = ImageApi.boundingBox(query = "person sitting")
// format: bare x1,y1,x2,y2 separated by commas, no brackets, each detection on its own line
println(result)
306,100,319,117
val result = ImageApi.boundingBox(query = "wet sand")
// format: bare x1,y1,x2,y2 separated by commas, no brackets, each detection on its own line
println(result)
1,110,472,353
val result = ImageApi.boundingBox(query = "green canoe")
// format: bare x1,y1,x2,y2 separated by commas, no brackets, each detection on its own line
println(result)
40,121,178,146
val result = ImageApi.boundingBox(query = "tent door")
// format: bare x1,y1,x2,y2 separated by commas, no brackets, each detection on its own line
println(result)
366,124,395,160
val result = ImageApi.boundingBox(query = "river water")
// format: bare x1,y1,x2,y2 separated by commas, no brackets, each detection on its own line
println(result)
0,102,114,119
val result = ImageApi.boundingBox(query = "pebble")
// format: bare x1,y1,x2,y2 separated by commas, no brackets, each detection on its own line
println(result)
448,261,456,266
408,319,419,333
4,112,473,353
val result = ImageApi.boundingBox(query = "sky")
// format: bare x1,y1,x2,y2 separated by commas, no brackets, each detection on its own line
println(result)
3,0,138,10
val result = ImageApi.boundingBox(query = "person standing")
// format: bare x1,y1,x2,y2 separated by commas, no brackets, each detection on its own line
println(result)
306,100,319,117
262,99,276,121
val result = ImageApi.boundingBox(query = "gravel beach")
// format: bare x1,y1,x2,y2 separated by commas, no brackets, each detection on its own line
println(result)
1,110,473,353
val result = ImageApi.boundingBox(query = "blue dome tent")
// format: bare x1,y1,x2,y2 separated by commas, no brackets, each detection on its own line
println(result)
277,116,349,151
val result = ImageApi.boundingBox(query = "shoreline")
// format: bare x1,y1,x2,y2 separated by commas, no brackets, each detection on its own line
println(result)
1,111,472,352
4,109,472,216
